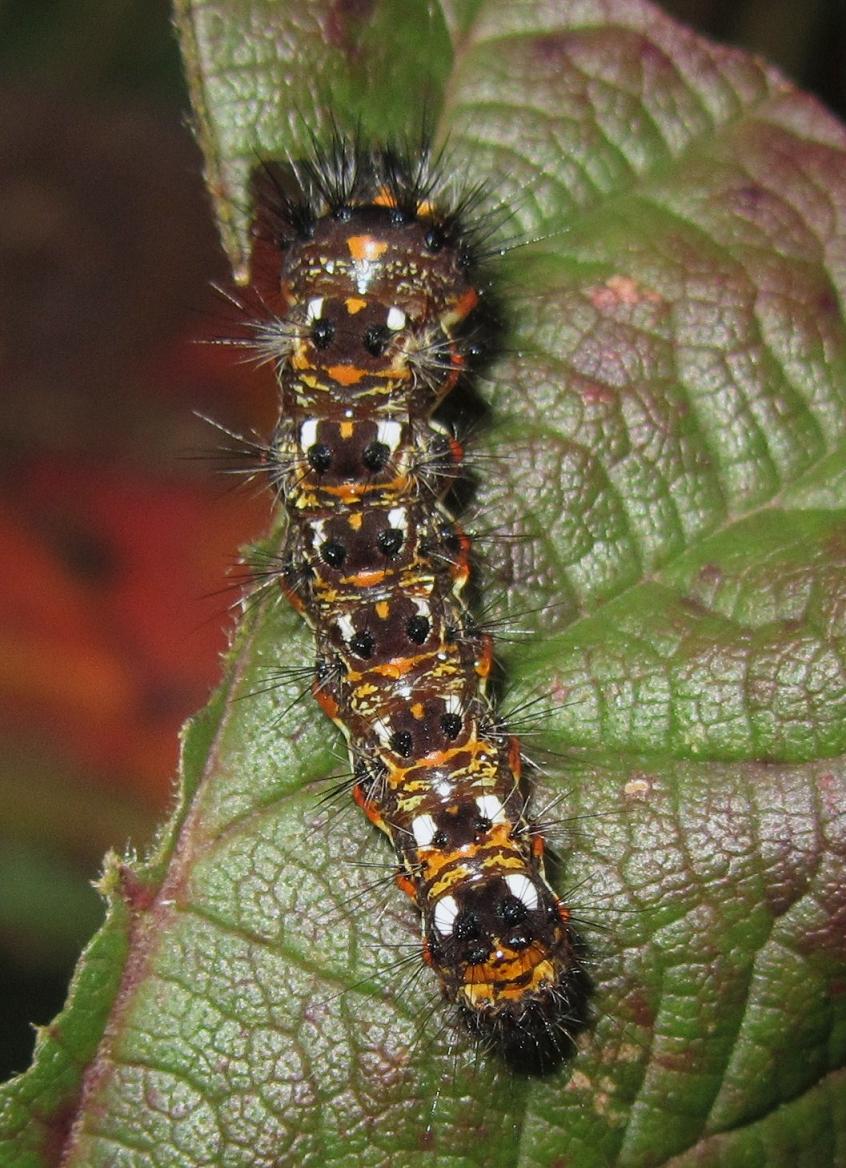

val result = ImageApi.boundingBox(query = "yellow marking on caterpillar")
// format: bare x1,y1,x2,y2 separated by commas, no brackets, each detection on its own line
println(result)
460,958,558,1007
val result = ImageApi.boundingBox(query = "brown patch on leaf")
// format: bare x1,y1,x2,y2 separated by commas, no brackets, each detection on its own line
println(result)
325,0,377,53
623,988,655,1029
39,1097,80,1166
117,863,157,913
579,380,618,405
589,274,664,310
624,773,655,799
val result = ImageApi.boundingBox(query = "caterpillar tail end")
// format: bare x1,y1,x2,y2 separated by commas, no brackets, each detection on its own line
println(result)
423,869,585,1073
457,951,585,1074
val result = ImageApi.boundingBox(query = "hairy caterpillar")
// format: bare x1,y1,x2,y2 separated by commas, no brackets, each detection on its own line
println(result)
233,134,579,1069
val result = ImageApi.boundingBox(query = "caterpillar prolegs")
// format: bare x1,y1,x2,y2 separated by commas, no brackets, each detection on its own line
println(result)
243,137,577,1068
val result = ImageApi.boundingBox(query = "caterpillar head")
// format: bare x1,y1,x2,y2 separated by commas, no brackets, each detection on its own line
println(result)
280,199,478,320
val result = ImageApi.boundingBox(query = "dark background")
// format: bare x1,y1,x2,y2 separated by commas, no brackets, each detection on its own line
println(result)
0,0,843,1082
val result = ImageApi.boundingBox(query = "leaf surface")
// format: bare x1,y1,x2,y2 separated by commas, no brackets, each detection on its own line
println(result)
3,2,846,1165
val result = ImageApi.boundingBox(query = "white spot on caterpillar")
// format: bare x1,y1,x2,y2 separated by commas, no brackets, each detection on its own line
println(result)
300,419,319,449
306,297,324,322
412,814,437,847
505,873,539,911
476,795,505,823
386,306,406,331
434,895,459,936
376,420,402,450
336,614,355,642
444,694,462,715
373,719,392,747
387,507,407,531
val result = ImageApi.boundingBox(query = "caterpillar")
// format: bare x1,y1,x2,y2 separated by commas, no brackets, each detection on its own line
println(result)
236,134,578,1069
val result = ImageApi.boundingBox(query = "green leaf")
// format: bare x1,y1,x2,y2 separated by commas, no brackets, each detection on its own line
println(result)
4,1,846,1164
